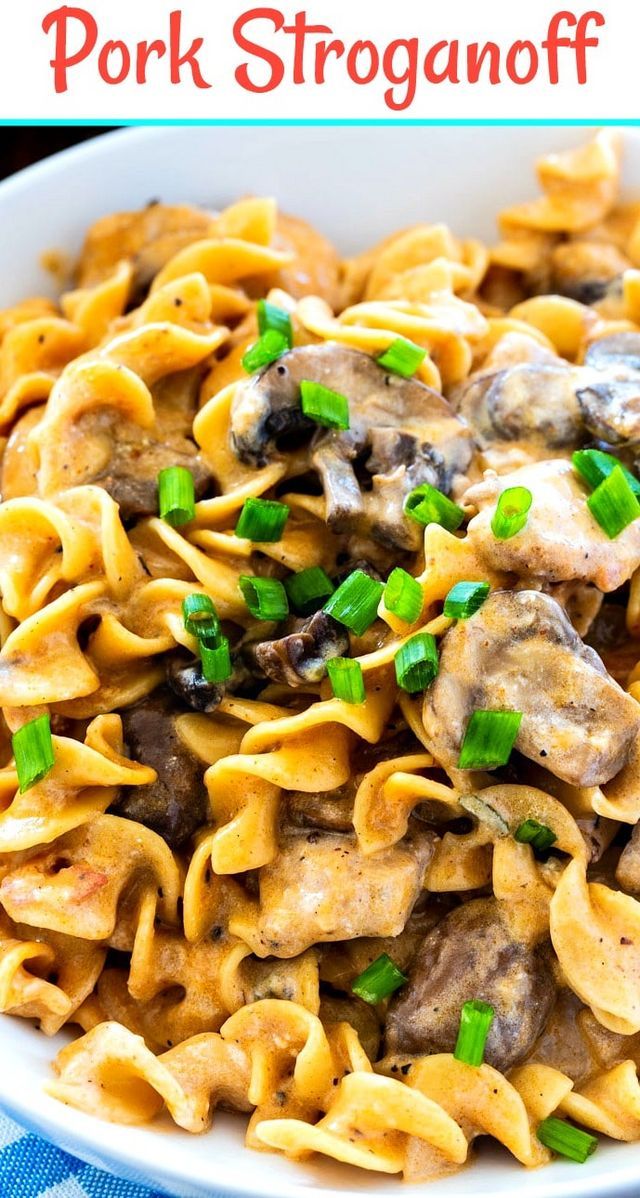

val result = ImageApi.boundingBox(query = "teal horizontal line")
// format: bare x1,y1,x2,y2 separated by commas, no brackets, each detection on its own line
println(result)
0,117,638,127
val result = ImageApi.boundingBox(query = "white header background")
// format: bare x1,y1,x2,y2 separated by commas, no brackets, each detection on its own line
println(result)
0,0,636,120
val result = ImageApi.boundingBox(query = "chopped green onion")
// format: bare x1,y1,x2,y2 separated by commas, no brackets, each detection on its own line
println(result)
242,328,289,374
491,486,532,540
235,497,289,542
384,568,423,624
182,593,220,642
257,299,293,347
377,337,427,378
537,1117,597,1163
300,380,350,430
573,447,640,499
323,569,384,637
587,464,640,539
327,658,366,705
453,1000,495,1067
404,484,465,532
352,953,407,1004
458,710,523,770
199,636,232,683
395,633,439,694
239,575,289,621
515,818,557,854
157,466,195,528
443,581,490,620
12,714,55,794
284,566,334,615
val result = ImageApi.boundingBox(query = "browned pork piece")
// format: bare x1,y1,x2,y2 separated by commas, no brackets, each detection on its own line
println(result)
90,415,213,522
230,344,473,550
464,459,640,592
385,898,556,1072
247,829,436,958
422,590,640,787
114,690,208,848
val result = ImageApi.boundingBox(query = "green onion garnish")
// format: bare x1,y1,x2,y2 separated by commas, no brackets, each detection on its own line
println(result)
182,593,220,642
395,633,439,694
323,569,384,637
443,581,490,620
458,709,523,770
239,575,289,621
352,953,407,1004
284,566,334,615
157,466,196,528
242,329,289,374
404,484,465,532
327,657,366,704
12,714,55,794
377,337,427,378
384,568,423,624
300,380,350,430
453,1000,495,1067
515,819,557,854
537,1117,598,1163
257,299,293,348
491,486,532,540
586,464,640,539
235,497,289,542
573,447,640,499
199,636,232,683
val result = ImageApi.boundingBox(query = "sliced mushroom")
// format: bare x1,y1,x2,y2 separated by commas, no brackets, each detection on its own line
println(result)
385,897,556,1072
422,590,640,787
576,333,640,444
165,648,252,714
577,380,640,445
114,689,208,848
249,610,349,688
249,828,436,957
231,344,473,548
464,458,640,592
453,330,640,467
165,651,225,713
453,362,584,456
584,332,640,374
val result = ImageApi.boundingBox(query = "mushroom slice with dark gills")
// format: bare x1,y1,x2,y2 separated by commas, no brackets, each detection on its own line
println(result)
114,689,208,848
165,647,253,713
422,590,640,788
453,361,585,460
230,344,473,549
246,828,436,958
248,610,349,688
464,458,640,592
577,333,640,445
385,898,556,1072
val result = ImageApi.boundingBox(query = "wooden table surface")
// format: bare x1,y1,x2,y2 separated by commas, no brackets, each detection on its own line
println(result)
0,127,114,180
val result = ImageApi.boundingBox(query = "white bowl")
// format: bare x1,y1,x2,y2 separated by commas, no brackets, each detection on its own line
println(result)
1,123,639,1198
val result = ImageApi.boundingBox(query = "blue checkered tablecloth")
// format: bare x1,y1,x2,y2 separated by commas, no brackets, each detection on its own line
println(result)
0,1111,172,1198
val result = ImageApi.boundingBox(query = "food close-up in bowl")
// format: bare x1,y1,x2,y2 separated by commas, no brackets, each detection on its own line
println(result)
3,127,640,1195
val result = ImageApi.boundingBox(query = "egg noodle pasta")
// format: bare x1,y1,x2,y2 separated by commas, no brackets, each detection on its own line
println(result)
5,133,640,1183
